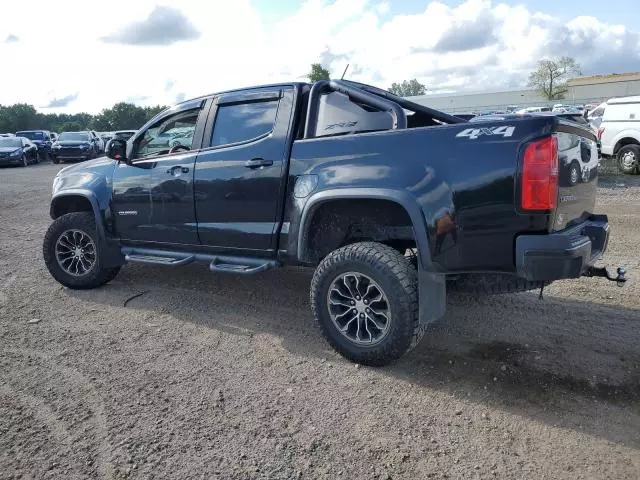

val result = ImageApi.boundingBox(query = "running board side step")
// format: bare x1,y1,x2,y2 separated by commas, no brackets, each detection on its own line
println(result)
124,254,195,266
209,256,279,275
120,247,279,275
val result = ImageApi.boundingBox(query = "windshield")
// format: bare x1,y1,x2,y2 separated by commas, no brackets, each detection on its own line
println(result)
59,132,90,141
16,131,43,140
0,138,21,148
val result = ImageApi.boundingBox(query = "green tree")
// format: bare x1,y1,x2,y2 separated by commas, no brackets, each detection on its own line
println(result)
0,101,167,134
389,79,427,97
59,121,83,132
0,104,39,132
309,63,331,82
528,56,581,100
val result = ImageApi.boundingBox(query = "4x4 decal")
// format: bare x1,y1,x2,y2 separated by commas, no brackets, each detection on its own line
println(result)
456,126,516,140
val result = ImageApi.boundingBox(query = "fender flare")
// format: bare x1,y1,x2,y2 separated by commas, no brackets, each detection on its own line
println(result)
297,188,433,271
612,131,640,154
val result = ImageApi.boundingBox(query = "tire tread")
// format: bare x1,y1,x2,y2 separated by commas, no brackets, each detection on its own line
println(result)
310,242,422,366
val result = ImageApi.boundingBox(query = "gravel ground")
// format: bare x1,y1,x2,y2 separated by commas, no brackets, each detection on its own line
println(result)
1,162,639,480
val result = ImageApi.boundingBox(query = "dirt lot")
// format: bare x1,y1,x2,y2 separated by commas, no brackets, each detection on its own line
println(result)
1,162,639,480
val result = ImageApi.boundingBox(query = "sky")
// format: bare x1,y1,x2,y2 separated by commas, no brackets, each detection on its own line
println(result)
1,0,639,114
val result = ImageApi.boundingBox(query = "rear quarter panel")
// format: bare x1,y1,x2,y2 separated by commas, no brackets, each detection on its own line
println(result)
283,116,563,273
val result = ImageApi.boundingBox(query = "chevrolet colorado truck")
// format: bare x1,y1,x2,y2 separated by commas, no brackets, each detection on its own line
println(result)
43,80,625,366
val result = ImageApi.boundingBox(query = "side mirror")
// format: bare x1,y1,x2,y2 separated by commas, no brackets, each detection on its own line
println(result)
106,139,130,165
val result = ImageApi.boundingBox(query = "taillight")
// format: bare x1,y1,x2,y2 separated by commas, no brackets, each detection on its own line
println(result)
597,127,605,140
521,136,558,211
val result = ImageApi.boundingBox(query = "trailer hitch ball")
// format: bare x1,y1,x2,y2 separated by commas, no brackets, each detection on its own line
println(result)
583,266,627,287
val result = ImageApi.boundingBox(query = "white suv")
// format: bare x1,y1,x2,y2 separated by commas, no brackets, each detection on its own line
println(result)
598,96,640,174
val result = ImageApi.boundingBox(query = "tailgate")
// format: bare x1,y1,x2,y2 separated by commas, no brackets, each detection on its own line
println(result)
552,121,600,231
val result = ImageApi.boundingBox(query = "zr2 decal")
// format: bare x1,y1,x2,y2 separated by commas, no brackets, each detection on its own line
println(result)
456,126,516,140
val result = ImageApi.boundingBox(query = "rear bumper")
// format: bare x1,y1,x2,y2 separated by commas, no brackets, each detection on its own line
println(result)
516,215,610,281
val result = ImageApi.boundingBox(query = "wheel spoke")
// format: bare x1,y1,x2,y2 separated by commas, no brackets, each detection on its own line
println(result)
343,274,360,300
58,237,75,250
334,308,356,322
339,314,358,332
365,312,386,331
368,306,389,320
79,256,91,272
362,316,373,343
361,283,379,302
329,297,352,308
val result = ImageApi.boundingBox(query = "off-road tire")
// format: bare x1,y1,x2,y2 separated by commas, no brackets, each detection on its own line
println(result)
310,242,423,366
617,145,640,175
447,273,548,295
43,212,120,289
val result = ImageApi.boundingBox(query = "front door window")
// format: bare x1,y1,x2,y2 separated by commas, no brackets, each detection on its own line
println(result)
135,111,199,159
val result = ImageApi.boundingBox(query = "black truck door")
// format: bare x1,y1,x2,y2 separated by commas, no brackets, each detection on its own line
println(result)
112,101,210,245
193,87,295,252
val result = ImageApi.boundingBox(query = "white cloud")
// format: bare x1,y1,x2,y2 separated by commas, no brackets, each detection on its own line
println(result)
0,0,638,113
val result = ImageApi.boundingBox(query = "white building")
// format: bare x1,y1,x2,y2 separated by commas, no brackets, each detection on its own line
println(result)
408,72,640,114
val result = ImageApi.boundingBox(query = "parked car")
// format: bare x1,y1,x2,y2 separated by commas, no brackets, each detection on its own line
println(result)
14,130,53,160
0,136,39,167
43,79,622,366
454,113,476,121
100,132,113,146
587,101,607,130
104,130,137,152
51,131,98,164
598,96,640,174
89,131,105,153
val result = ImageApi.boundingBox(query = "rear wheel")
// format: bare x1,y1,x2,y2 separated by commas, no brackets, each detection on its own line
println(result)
617,145,640,174
310,242,422,366
43,212,120,289
568,161,580,185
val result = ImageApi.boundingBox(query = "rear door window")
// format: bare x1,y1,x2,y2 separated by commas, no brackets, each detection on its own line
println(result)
210,100,279,147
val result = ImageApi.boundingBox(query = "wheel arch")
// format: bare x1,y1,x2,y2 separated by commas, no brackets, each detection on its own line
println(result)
49,189,124,268
613,135,640,155
297,188,432,270
51,189,106,242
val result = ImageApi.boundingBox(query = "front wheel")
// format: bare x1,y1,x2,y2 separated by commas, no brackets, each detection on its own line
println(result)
20,154,28,167
43,212,120,289
617,145,640,174
310,242,422,366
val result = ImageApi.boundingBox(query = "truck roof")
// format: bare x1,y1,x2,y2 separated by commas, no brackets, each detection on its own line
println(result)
607,96,640,105
170,82,309,113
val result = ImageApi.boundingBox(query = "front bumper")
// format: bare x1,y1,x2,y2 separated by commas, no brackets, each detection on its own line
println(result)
0,155,22,165
516,215,610,281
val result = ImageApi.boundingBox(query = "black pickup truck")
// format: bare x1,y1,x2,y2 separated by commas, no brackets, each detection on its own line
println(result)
43,80,624,365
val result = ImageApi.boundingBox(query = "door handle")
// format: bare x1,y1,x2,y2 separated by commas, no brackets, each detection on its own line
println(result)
166,166,189,175
244,158,273,169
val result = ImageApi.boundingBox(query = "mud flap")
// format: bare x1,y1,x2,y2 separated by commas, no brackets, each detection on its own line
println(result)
418,266,446,326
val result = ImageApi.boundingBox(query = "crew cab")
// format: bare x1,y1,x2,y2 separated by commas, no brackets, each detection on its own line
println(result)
43,80,624,365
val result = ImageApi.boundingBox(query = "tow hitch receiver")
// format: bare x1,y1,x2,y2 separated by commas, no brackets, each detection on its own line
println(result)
583,266,627,287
